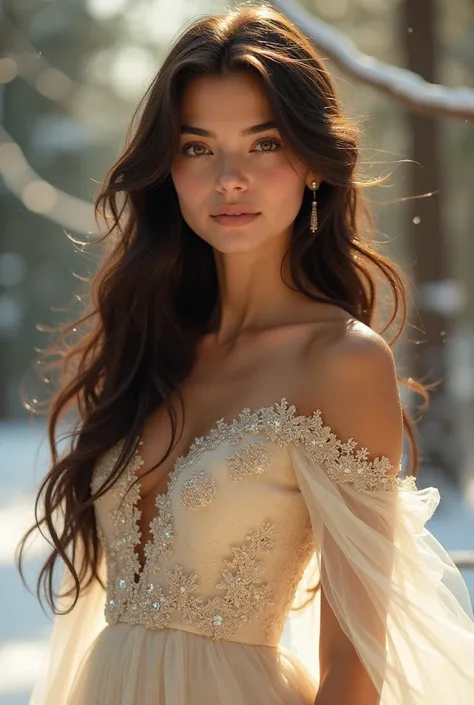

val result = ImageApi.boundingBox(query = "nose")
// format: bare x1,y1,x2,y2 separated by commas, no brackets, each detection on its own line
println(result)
215,161,249,193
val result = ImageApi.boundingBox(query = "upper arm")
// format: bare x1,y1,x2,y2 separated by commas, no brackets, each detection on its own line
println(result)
302,325,404,477
302,328,403,673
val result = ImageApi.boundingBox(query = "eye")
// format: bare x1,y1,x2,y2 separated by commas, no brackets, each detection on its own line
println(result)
253,137,282,153
180,143,211,158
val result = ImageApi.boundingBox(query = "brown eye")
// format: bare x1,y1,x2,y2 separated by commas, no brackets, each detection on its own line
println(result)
181,143,210,158
253,138,282,153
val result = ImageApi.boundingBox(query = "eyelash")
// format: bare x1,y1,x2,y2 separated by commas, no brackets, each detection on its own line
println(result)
180,137,283,158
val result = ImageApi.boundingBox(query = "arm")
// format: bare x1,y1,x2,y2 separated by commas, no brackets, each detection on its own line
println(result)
303,329,403,705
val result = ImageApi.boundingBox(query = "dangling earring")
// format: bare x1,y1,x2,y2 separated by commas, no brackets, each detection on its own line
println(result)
309,180,319,233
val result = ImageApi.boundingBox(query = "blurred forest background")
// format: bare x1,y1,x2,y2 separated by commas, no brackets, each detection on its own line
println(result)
0,1,473,702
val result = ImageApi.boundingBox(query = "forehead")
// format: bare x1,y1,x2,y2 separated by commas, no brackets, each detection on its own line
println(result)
178,71,274,127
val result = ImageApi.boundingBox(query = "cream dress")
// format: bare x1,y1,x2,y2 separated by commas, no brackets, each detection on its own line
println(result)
30,398,474,704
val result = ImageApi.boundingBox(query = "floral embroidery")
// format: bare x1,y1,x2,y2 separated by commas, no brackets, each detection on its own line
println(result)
91,397,417,640
226,441,271,481
182,521,276,638
157,397,414,493
91,439,144,617
287,401,416,492
264,521,315,640
180,469,218,510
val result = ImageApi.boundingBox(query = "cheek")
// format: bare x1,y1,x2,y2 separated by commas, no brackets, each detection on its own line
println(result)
171,162,206,208
261,161,306,212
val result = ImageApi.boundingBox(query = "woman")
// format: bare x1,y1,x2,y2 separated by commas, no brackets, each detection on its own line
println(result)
17,3,474,704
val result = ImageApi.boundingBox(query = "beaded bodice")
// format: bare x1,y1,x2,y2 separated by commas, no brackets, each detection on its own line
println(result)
91,398,416,647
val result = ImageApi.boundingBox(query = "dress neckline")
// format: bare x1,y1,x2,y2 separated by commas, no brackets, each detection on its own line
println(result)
128,397,307,580
135,396,299,479
96,396,413,586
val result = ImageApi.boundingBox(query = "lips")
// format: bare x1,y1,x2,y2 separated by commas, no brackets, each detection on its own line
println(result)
211,212,260,227
211,205,260,216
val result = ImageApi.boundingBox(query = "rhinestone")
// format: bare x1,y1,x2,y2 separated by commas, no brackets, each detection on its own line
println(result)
109,599,117,609
227,442,271,482
344,467,351,473
147,583,154,592
180,470,217,510
151,602,161,610
121,536,127,543
212,615,223,626
119,579,126,590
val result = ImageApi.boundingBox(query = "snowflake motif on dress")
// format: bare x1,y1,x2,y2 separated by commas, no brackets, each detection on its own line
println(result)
180,469,218,510
264,521,315,641
91,438,145,622
182,521,276,638
226,441,272,481
179,440,272,511
90,396,417,640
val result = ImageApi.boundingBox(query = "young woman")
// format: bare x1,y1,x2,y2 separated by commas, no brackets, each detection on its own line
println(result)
18,3,474,704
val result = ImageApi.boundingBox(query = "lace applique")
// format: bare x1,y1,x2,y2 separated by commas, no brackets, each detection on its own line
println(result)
182,521,276,638
264,522,315,640
226,441,271,481
91,439,145,614
180,469,217,510
104,513,275,639
91,396,416,640
164,397,414,493
283,399,417,492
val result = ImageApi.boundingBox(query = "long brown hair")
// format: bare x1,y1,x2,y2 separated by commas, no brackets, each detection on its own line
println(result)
16,1,429,616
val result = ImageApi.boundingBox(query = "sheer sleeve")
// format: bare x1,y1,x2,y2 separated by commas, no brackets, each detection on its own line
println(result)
29,538,107,705
285,438,474,705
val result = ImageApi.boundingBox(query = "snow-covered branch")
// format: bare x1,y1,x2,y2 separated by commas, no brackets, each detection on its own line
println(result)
0,125,98,235
271,0,474,121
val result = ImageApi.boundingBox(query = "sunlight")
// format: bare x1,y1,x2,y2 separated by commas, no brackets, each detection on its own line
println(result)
0,639,48,693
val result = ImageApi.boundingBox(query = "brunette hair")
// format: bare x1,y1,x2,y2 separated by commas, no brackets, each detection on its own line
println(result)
16,1,429,615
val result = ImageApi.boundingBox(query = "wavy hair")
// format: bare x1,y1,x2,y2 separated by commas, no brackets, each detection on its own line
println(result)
16,1,430,615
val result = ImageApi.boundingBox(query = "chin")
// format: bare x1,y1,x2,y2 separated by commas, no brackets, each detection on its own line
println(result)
195,226,260,251
209,237,260,254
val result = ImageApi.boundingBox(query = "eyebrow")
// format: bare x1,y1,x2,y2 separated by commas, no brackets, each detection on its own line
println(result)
180,121,279,138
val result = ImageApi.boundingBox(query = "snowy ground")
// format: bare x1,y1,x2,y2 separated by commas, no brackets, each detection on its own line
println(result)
1,422,474,705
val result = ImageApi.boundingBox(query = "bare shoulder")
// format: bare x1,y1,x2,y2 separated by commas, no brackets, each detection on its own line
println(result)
298,319,403,472
320,319,397,376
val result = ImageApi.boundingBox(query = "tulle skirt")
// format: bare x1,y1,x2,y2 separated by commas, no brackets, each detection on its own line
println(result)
65,623,318,705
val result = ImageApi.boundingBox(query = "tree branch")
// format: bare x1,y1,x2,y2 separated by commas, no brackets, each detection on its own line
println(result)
271,0,474,121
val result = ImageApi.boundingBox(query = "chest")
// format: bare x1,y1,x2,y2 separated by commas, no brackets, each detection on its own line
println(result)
136,352,309,501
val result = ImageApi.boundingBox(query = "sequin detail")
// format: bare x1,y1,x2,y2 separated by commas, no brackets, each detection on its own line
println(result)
264,522,315,641
180,469,217,510
226,441,271,481
102,499,275,638
182,521,276,638
91,439,145,615
171,398,414,492
91,396,416,641
155,397,414,492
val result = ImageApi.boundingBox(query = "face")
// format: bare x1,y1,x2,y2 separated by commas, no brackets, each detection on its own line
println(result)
170,71,316,255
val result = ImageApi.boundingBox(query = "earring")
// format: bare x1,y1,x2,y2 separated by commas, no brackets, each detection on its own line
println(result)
309,180,318,233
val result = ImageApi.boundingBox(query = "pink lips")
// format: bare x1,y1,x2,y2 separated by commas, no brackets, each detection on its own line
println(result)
211,213,260,226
